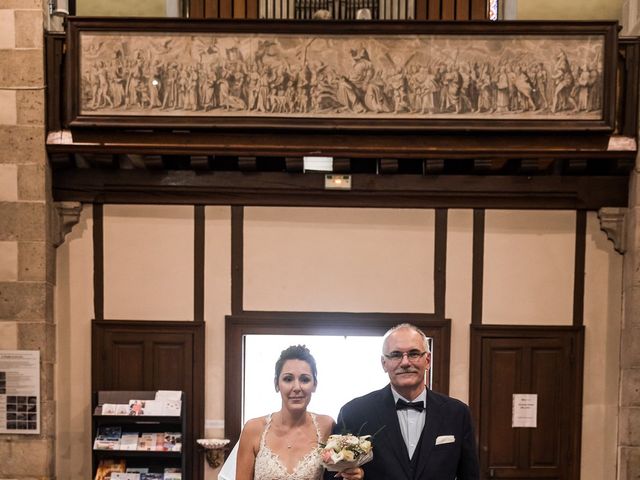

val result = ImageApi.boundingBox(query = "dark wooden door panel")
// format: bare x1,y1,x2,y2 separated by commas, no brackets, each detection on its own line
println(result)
530,348,563,468
92,320,205,480
111,340,145,389
484,347,521,468
471,326,583,480
151,338,193,390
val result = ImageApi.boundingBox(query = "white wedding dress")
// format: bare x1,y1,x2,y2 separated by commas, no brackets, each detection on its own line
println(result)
253,413,324,480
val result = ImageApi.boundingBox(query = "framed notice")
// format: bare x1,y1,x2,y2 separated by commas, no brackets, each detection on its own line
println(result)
0,350,40,434
512,393,537,428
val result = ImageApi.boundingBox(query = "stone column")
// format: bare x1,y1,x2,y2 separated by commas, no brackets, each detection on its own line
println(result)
620,167,640,479
0,0,55,478
619,3,640,479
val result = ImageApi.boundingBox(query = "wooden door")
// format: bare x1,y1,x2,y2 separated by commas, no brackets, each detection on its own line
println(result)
92,320,205,480
470,326,584,480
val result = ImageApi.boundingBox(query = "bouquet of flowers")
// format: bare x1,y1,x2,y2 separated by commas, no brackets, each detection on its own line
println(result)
319,433,374,472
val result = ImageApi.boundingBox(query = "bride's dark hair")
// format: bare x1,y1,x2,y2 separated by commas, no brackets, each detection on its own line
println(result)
274,344,318,390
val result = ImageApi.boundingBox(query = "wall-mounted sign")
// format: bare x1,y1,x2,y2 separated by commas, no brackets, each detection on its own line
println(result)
0,350,40,434
512,393,537,428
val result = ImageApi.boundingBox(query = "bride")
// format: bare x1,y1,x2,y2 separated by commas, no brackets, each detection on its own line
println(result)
236,345,364,480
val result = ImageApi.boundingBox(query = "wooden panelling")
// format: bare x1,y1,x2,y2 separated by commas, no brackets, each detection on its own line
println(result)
486,347,520,466
45,33,65,132
441,0,454,19
231,206,244,314
112,340,145,389
470,326,584,480
234,0,246,18
619,39,640,138
470,0,486,19
204,0,219,18
435,208,448,318
152,342,189,389
190,0,206,17
471,209,484,325
530,348,562,467
456,0,469,19
219,0,233,18
92,320,205,480
52,170,630,210
573,211,586,326
93,204,104,321
192,0,486,18
427,0,440,18
247,0,259,17
194,206,205,323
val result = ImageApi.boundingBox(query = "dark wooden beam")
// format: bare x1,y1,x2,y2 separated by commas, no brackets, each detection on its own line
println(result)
285,157,304,172
471,208,484,325
520,158,554,174
379,158,399,174
47,129,630,159
142,154,164,169
573,211,587,327
190,155,211,170
424,159,445,174
238,156,257,171
52,169,629,209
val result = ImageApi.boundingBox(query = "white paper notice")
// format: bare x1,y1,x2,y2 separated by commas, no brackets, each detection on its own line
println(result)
512,393,537,428
0,350,40,434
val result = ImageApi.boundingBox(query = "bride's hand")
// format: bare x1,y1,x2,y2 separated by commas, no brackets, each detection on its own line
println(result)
335,467,364,480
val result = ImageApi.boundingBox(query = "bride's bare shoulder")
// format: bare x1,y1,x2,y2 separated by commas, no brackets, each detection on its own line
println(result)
313,413,335,436
241,415,268,438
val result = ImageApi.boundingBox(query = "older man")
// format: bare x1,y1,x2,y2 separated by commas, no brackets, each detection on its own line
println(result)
330,323,479,480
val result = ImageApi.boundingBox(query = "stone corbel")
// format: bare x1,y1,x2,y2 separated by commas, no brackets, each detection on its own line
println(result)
598,207,627,254
52,201,82,247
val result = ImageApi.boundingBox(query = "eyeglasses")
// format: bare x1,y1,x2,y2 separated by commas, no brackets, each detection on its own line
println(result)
383,350,427,363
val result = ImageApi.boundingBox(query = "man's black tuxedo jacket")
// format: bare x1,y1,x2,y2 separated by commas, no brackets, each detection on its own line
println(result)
328,385,479,480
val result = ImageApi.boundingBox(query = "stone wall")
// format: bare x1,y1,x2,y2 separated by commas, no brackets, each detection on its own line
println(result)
621,169,640,479
621,4,640,479
623,0,640,34
0,0,55,478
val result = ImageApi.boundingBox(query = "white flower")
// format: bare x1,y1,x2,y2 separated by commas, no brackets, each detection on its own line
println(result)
319,432,375,471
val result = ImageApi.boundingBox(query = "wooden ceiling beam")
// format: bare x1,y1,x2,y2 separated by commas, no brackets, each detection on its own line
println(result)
51,169,628,210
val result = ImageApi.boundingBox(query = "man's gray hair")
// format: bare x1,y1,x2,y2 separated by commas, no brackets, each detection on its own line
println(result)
382,323,431,353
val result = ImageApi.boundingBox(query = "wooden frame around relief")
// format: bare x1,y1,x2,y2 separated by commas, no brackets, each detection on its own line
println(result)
66,18,618,132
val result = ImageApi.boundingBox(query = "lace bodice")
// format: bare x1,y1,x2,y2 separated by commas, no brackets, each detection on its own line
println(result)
254,413,324,480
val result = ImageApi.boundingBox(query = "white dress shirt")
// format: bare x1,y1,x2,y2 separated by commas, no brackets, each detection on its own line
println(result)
391,387,427,459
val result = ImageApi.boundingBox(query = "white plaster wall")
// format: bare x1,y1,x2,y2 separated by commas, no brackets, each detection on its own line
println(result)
103,205,194,320
445,210,474,403
76,0,171,16
54,206,623,480
243,207,435,313
483,210,575,325
203,206,232,480
514,0,623,20
580,212,622,480
55,205,94,480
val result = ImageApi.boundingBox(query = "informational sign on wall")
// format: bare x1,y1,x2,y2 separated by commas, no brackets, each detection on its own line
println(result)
512,393,537,428
0,350,40,434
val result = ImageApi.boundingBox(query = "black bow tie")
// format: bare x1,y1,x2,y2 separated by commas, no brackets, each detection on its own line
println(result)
396,398,424,412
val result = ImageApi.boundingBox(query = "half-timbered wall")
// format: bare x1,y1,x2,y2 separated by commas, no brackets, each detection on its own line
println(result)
55,205,621,479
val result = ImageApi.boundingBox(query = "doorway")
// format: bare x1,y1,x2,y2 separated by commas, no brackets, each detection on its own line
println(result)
470,326,584,480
